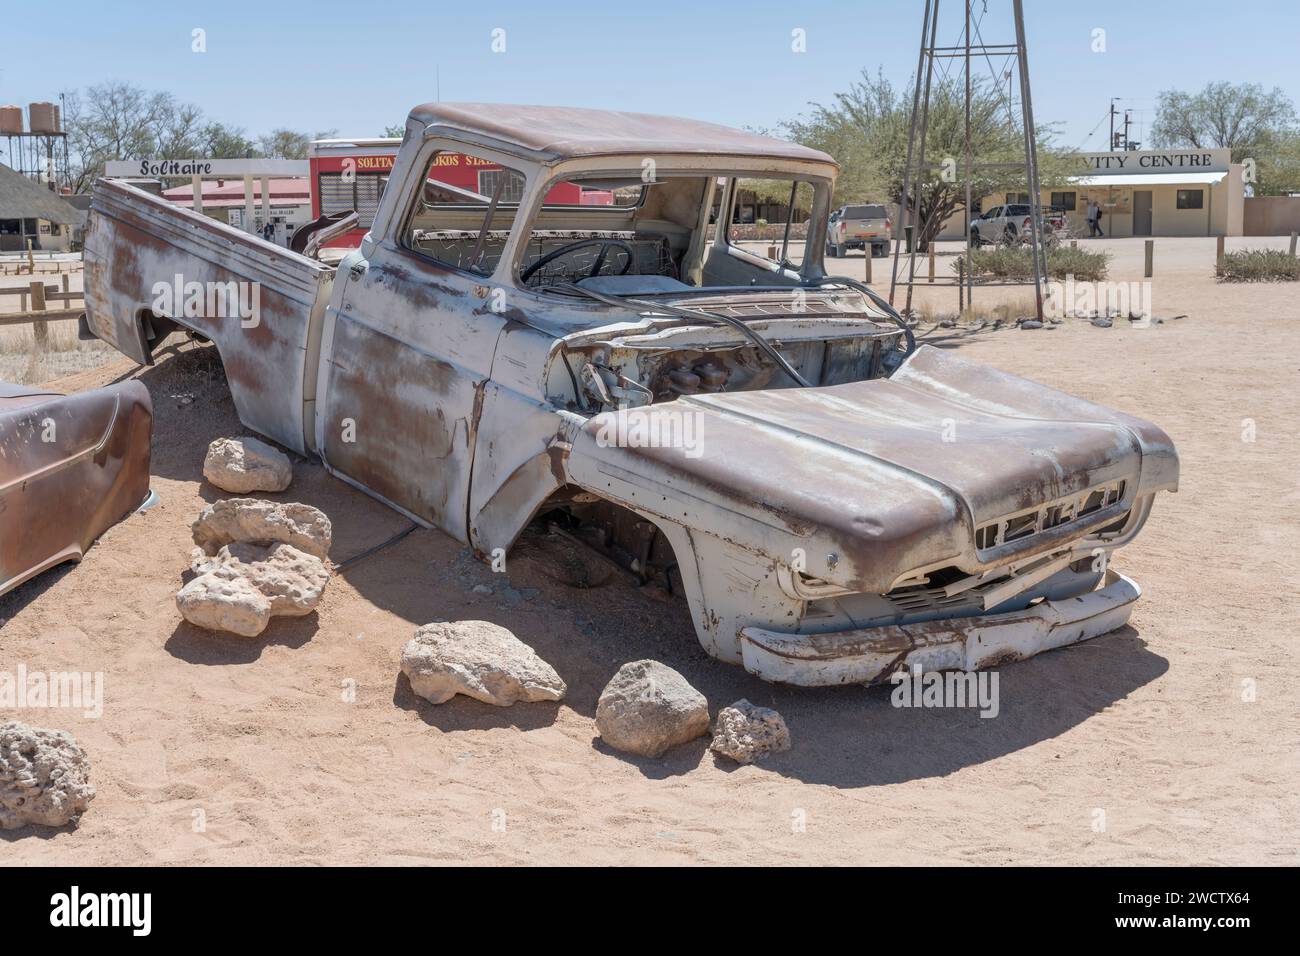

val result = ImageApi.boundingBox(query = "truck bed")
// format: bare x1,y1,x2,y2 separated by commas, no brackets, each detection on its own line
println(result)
83,179,336,455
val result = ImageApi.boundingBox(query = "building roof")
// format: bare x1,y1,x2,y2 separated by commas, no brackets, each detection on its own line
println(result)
1071,172,1228,187
0,163,80,223
162,177,310,209
406,103,838,168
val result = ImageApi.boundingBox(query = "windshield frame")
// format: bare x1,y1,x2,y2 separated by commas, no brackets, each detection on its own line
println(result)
506,155,836,292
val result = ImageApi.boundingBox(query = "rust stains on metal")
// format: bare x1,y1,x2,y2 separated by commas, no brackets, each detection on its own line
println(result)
0,380,153,598
405,102,840,168
318,316,464,527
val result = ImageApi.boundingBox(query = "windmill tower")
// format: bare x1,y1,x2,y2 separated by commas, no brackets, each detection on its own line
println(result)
888,0,1048,321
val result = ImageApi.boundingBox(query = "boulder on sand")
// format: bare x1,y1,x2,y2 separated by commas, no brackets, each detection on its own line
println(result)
176,541,329,637
595,660,709,758
0,720,95,830
709,699,791,764
400,621,566,706
192,498,332,560
203,436,293,493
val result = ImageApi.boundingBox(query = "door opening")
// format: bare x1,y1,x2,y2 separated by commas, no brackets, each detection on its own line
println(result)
1133,190,1153,236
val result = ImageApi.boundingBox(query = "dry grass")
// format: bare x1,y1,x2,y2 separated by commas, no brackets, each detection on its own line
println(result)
910,296,1039,326
0,321,119,385
0,261,107,386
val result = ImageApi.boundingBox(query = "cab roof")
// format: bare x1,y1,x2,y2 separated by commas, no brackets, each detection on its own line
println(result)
407,102,838,169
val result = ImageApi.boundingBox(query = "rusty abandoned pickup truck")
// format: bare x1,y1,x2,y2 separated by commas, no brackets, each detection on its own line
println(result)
82,103,1178,685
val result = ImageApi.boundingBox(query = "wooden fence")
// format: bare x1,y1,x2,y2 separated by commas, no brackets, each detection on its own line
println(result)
0,278,87,346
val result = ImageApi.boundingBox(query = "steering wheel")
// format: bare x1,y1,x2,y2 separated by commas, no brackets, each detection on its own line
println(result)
520,238,636,284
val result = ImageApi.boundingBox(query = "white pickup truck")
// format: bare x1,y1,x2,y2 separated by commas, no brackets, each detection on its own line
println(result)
826,203,891,258
82,102,1178,686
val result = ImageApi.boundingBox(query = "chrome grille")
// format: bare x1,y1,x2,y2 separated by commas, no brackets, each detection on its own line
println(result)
975,480,1126,551
884,584,986,616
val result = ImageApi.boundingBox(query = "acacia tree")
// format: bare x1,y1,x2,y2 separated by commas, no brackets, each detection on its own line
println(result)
200,122,258,160
257,127,339,159
62,83,196,192
782,70,1079,248
1151,82,1300,195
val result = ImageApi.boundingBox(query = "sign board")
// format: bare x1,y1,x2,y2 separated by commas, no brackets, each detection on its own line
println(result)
1077,148,1232,176
104,158,309,178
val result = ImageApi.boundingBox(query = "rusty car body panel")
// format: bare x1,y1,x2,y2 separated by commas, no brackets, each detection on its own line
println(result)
0,380,153,598
81,102,1179,684
83,179,333,455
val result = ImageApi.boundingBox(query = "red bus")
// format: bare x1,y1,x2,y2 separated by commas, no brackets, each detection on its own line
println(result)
308,138,606,250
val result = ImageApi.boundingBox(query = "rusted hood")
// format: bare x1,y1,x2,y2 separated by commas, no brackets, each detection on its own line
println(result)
566,346,1178,592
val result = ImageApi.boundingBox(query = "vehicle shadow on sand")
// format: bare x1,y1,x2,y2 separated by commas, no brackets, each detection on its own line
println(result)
703,625,1167,788
545,614,1164,785
331,526,1169,787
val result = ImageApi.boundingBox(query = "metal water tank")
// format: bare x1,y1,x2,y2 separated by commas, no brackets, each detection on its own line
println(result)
29,102,59,133
0,105,22,135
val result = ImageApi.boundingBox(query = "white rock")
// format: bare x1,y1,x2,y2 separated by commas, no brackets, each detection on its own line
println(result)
176,541,329,637
595,660,709,758
400,621,566,706
192,498,331,560
710,699,791,764
0,721,95,829
176,564,269,636
203,436,293,493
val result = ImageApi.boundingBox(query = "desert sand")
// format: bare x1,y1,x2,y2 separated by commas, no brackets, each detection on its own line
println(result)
2,236,1296,865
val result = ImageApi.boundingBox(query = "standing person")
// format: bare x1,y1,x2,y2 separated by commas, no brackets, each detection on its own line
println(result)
1087,199,1104,238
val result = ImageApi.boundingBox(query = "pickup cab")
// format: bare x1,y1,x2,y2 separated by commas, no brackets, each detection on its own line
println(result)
82,102,1178,686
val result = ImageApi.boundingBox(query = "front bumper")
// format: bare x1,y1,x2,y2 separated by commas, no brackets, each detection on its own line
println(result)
738,570,1140,686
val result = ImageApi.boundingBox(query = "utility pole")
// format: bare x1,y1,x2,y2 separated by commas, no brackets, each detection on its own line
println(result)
1110,98,1120,149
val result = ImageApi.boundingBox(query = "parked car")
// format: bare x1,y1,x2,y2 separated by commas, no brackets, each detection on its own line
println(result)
82,103,1178,686
0,380,153,599
826,204,892,258
969,203,1067,246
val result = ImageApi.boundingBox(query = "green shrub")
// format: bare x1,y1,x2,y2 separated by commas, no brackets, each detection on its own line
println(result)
1215,249,1300,282
957,245,1110,281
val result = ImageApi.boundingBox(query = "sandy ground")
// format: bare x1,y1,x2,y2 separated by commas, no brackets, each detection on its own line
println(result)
2,236,1297,865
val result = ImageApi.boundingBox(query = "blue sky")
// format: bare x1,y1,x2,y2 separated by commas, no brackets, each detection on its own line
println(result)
3,0,1298,151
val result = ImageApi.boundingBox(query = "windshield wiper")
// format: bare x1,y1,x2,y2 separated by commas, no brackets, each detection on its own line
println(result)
552,282,814,388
